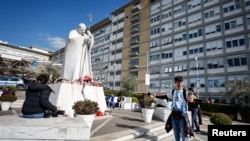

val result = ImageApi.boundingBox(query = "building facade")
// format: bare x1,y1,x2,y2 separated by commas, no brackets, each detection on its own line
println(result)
1,0,249,102
91,0,250,102
0,42,52,77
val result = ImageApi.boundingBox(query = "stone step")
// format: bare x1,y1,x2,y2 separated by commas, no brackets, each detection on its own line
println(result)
90,122,165,141
10,99,24,108
0,115,91,141
129,126,173,141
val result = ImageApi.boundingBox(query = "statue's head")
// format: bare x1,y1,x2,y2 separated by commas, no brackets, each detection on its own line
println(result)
77,23,86,35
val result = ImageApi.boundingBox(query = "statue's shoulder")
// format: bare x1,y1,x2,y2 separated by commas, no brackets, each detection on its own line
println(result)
68,30,81,39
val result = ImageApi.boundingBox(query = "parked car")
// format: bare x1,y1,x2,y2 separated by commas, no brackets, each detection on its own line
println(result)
0,75,25,90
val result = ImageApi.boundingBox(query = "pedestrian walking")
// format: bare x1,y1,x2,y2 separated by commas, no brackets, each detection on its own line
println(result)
109,94,115,109
171,76,191,141
118,95,125,110
187,87,200,133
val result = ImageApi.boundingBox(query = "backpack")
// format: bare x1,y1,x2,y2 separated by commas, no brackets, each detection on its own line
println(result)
172,88,187,102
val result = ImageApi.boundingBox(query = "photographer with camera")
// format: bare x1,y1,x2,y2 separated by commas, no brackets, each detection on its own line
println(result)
22,74,65,118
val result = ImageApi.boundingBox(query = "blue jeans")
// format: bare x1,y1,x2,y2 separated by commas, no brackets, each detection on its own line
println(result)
191,108,200,131
172,116,189,141
22,113,44,118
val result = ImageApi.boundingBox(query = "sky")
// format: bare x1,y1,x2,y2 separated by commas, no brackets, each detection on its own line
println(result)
0,0,130,51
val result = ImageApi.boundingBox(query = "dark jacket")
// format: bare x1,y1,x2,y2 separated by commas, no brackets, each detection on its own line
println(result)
22,82,57,115
188,99,199,111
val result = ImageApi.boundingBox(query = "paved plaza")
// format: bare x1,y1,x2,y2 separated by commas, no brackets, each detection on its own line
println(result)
0,90,249,141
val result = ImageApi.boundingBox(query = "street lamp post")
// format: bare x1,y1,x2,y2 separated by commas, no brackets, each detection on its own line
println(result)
195,57,200,99
145,51,150,93
113,63,116,90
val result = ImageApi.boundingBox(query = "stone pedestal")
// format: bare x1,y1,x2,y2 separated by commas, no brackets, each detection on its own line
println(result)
82,85,107,112
49,83,84,117
49,83,107,117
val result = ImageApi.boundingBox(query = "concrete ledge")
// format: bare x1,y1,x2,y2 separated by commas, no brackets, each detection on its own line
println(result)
0,115,90,141
153,107,171,122
123,103,131,110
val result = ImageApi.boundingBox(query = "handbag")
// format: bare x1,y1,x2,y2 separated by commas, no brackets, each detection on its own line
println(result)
181,112,194,137
165,112,173,133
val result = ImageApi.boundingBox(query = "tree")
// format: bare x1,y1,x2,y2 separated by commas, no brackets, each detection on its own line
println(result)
43,64,61,83
121,76,137,92
223,75,250,105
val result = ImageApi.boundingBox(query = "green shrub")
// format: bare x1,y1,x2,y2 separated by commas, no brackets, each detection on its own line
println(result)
200,103,237,115
2,86,17,92
72,100,99,115
132,97,139,103
143,96,156,109
210,113,232,125
0,94,17,102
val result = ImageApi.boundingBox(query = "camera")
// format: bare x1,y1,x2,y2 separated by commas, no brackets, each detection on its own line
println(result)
52,110,65,117
44,110,65,118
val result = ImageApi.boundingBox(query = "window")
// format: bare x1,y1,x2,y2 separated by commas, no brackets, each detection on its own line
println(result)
173,4,186,16
174,32,187,42
247,14,250,26
205,23,221,35
131,35,140,43
161,22,172,33
116,49,122,54
206,40,223,52
204,6,220,19
227,56,247,67
246,0,250,7
150,80,160,89
130,58,139,66
161,51,173,59
187,0,201,11
150,53,160,61
150,26,161,36
130,71,138,77
150,39,161,48
161,36,173,45
131,46,139,54
224,17,243,30
190,77,205,88
189,60,204,70
189,44,203,54
163,64,173,73
175,47,187,57
225,35,245,48
150,14,161,24
162,0,172,6
207,58,224,69
189,28,202,39
161,10,172,20
188,13,202,24
161,80,173,88
204,0,215,5
151,1,160,13
223,0,241,14
174,63,188,72
173,18,186,29
150,66,161,74
208,77,225,88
